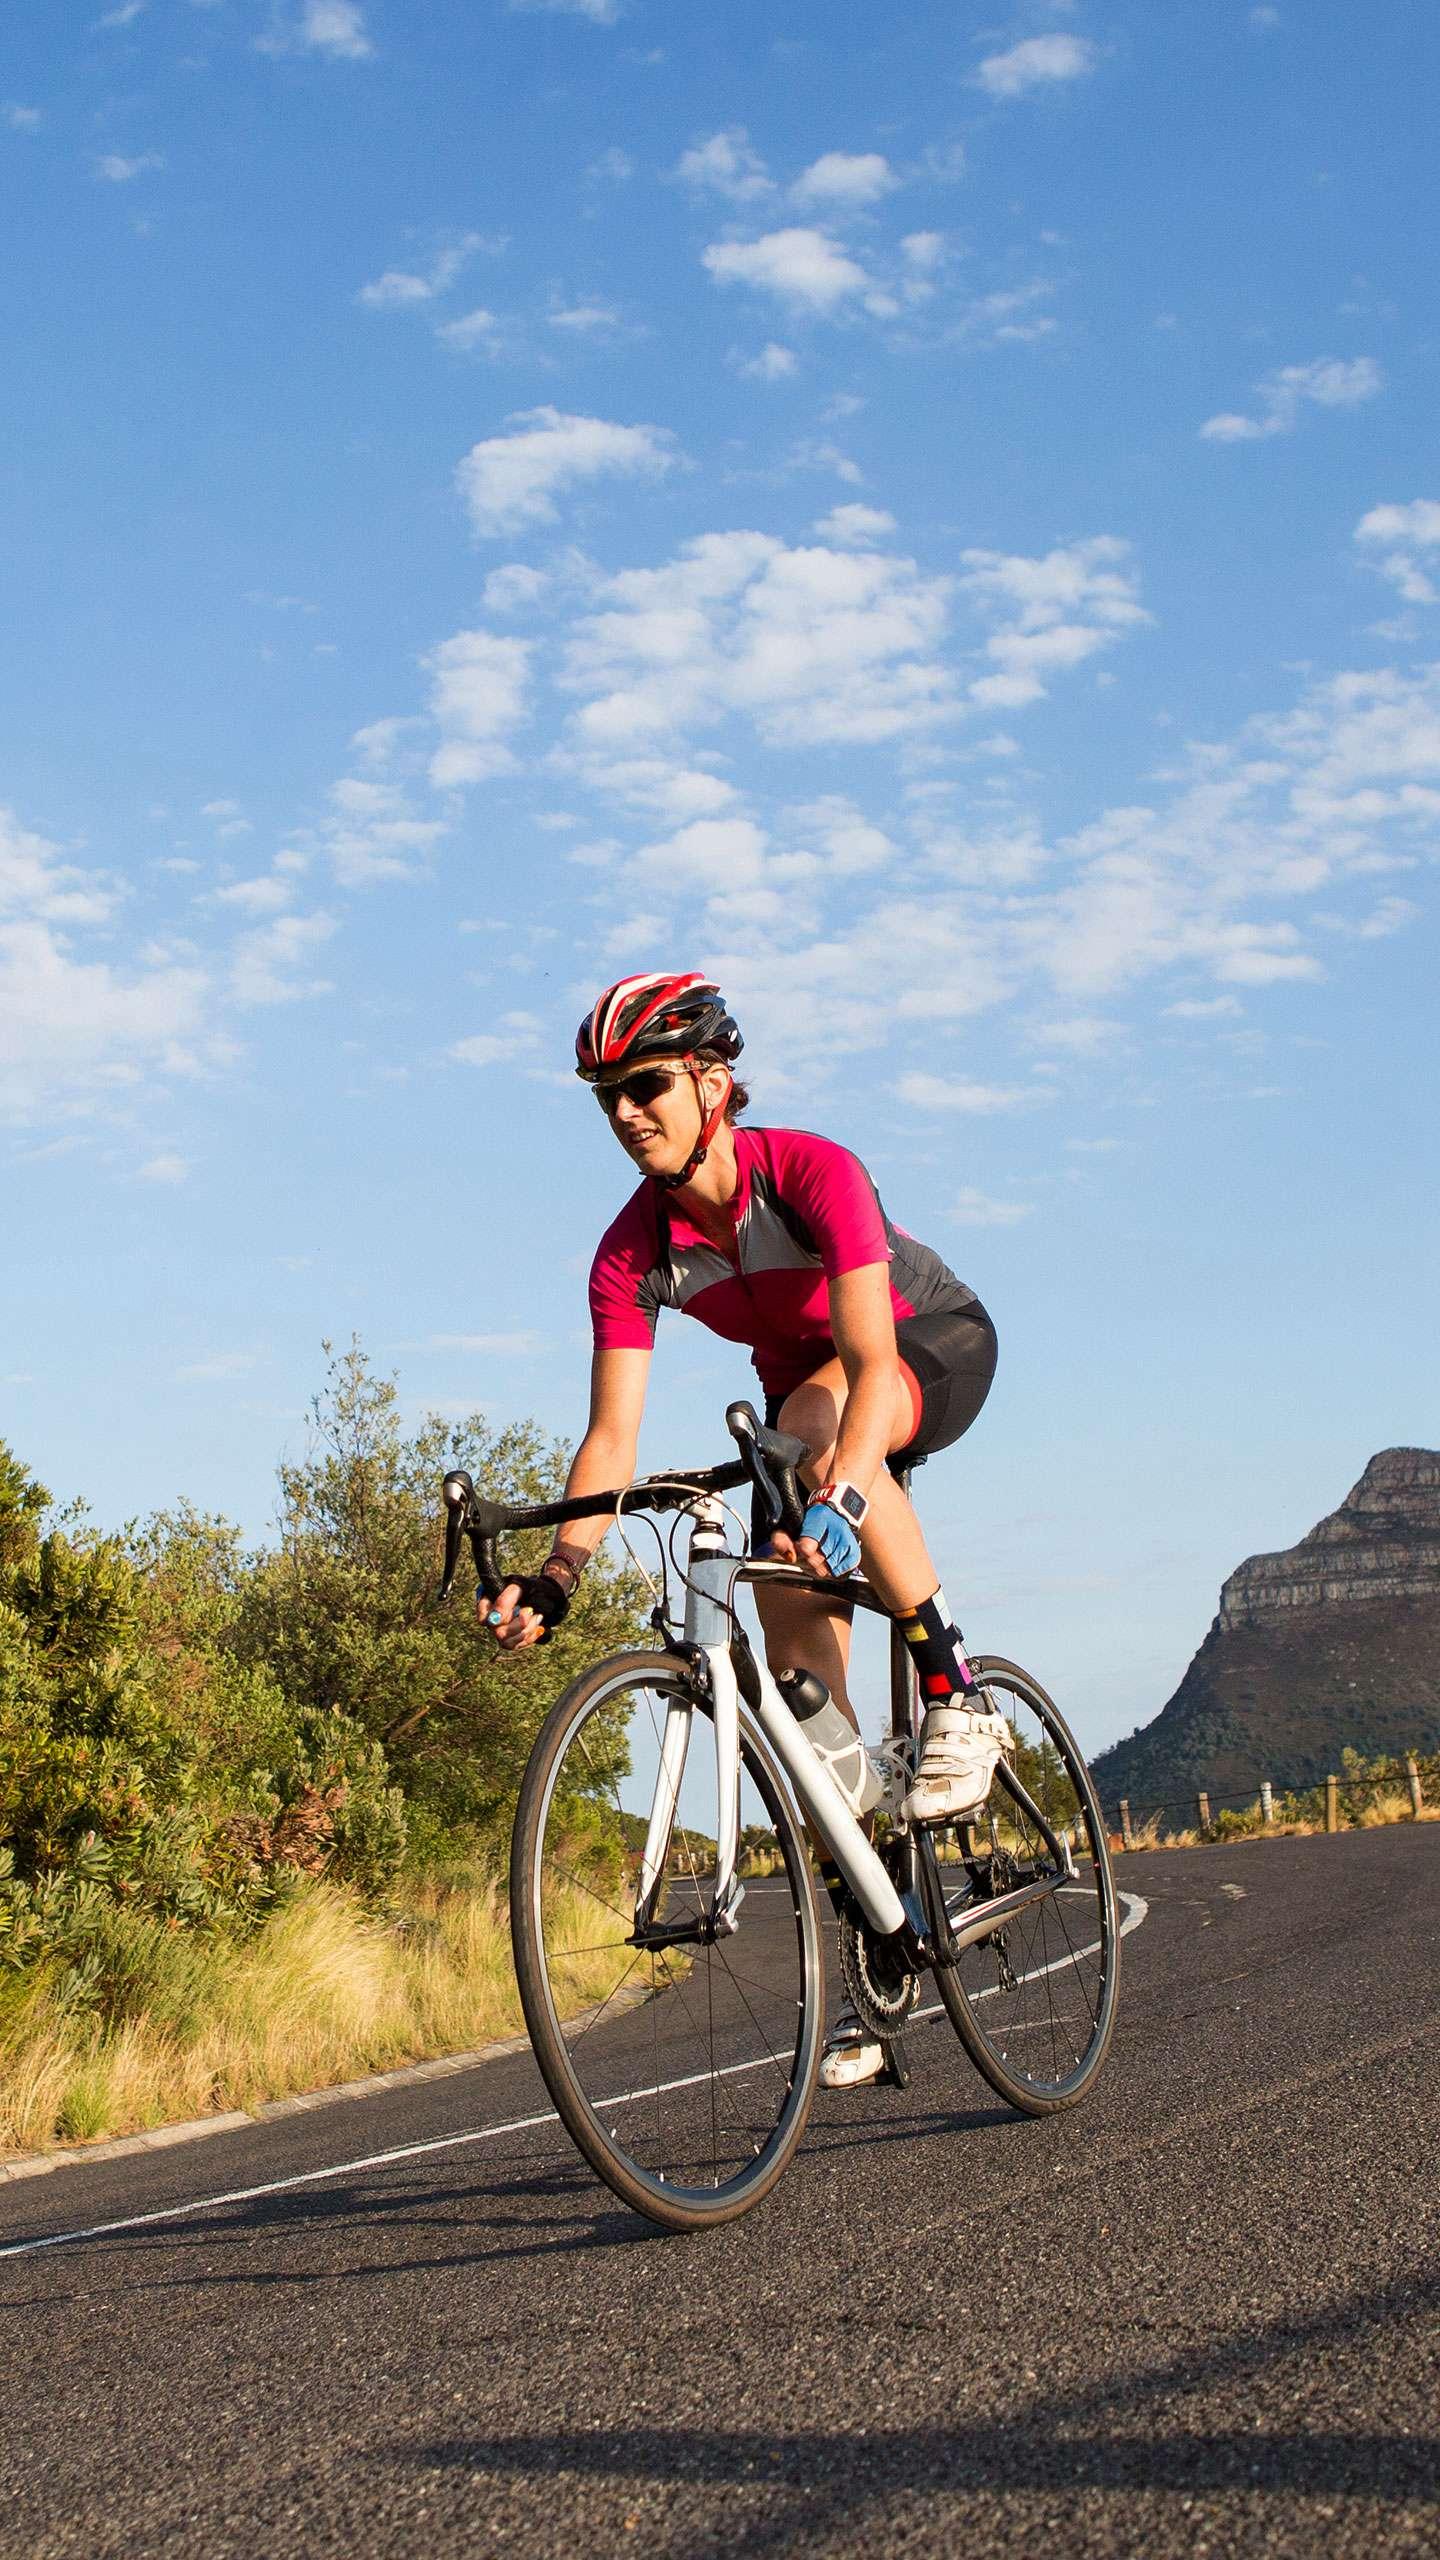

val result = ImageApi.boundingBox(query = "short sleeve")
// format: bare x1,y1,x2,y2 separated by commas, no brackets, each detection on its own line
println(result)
588,1201,661,1352
772,1131,891,1280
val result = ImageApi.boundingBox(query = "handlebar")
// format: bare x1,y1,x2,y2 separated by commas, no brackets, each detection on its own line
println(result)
438,1401,812,1603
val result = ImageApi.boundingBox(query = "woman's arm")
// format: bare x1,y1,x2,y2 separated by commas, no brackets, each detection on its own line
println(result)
481,1345,651,1650
826,1261,904,1499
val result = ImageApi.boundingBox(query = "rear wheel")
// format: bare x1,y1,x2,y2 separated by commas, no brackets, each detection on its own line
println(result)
510,1649,824,2231
917,1656,1119,2113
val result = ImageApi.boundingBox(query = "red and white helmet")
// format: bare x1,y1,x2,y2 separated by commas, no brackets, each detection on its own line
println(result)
575,972,743,1083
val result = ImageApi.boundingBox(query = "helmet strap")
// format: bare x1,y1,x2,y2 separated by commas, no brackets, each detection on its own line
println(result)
654,1063,732,1192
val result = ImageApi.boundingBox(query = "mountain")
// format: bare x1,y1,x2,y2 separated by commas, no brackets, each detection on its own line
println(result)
1090,1448,1440,1812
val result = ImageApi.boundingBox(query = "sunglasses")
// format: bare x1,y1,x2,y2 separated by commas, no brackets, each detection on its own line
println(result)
593,1065,685,1116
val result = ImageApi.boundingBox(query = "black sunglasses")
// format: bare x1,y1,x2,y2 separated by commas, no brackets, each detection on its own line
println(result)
593,1065,684,1116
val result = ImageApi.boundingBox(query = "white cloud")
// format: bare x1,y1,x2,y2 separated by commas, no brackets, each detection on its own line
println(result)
95,152,164,182
548,298,624,334
738,342,798,381
322,778,445,888
961,537,1149,708
791,151,896,209
950,1187,1034,1226
437,308,499,351
4,103,43,130
975,35,1096,97
959,281,1057,344
455,408,679,538
901,231,944,272
483,564,551,613
1,807,211,1124
428,629,533,788
1200,356,1382,442
702,228,872,313
897,1074,1043,1114
449,1011,544,1067
813,503,896,546
358,236,484,308
1354,499,1440,605
137,1152,190,1185
509,0,619,19
262,2,373,58
673,128,773,202
349,715,418,768
229,910,336,1006
587,147,634,182
214,875,293,914
175,1352,257,1383
564,527,956,750
99,2,148,25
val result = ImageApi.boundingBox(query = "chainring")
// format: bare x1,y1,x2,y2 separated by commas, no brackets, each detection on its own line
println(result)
837,1910,922,2040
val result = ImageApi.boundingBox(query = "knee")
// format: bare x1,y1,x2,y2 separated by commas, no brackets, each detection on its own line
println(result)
776,1386,839,1482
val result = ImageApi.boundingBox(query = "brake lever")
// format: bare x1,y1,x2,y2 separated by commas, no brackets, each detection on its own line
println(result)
725,1401,808,1539
439,1470,473,1602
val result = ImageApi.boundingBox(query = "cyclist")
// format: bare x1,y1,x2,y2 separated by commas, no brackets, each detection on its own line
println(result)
482,969,1005,2088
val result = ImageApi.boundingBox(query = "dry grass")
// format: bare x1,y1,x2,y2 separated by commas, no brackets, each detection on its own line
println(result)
0,1870,629,2162
1116,1787,1436,1853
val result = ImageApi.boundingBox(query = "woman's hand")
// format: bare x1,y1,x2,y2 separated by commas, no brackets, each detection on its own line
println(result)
477,1582,550,1650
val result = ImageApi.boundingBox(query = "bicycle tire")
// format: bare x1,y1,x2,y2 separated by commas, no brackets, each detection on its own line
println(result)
510,1648,825,2231
917,1655,1120,2114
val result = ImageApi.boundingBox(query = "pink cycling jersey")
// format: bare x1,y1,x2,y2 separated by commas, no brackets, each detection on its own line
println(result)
588,1124,976,1398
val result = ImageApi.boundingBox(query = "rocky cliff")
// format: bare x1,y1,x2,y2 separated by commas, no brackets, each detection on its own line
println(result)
1091,1448,1440,1811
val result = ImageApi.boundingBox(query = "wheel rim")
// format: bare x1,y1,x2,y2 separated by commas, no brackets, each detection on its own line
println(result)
527,1668,818,2208
929,1668,1117,2099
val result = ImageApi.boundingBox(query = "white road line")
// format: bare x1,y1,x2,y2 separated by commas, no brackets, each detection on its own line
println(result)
1,1889,1149,2266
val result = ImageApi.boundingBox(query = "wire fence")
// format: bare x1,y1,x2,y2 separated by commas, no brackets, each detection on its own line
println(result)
1105,1749,1440,1848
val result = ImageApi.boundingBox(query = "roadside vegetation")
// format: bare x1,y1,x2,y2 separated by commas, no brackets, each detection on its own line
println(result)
0,1348,648,2157
1115,1751,1440,1853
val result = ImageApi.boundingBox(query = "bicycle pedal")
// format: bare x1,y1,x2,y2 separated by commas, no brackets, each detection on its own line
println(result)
881,2034,912,2090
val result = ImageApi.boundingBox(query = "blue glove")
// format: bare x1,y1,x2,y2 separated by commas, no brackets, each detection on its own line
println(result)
799,1500,862,1578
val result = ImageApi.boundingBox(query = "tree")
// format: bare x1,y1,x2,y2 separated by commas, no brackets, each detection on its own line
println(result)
229,1344,649,1857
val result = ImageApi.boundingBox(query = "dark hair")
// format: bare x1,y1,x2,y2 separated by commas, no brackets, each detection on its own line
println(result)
694,1047,749,1123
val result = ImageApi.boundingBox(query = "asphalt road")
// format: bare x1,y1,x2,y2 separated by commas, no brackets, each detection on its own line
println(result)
2,1826,1437,2560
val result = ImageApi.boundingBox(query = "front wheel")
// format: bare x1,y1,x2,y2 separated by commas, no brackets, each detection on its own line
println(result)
510,1649,824,2231
916,1656,1120,2114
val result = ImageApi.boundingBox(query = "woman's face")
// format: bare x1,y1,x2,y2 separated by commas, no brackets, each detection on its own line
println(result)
596,1061,726,1180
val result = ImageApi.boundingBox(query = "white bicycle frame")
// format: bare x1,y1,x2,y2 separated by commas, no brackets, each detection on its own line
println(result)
635,1499,909,1941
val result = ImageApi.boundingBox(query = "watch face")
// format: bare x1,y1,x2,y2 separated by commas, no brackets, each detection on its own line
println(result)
836,1483,867,1525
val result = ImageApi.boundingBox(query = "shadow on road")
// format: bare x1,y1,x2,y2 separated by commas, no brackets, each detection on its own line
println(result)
396,2259,1440,2550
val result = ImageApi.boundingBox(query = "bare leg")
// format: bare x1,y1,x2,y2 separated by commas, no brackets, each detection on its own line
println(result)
752,1355,940,1737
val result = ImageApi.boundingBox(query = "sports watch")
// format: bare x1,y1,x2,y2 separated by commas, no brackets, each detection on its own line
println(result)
813,1480,869,1531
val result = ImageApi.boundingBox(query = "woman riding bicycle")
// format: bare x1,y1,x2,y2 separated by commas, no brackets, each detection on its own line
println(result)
482,969,1006,2087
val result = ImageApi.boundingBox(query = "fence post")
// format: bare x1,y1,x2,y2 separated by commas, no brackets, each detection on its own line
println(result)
1260,1781,1274,1826
1325,1773,1339,1834
1118,1798,1136,1851
1196,1790,1211,1833
1406,1755,1424,1819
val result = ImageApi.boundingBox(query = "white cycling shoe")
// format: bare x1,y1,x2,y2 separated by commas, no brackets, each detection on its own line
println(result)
818,2007,885,2089
902,1700,1010,1826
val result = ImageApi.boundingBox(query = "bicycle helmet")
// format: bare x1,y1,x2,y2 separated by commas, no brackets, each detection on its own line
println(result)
574,972,743,1083
576,971,744,1188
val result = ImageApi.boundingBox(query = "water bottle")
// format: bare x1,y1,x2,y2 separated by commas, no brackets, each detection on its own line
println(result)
776,1668,884,1817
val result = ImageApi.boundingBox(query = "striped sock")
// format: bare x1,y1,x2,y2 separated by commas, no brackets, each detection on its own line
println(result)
896,1586,978,1705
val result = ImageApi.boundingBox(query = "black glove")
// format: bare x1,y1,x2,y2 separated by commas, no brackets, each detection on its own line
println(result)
478,1573,571,1644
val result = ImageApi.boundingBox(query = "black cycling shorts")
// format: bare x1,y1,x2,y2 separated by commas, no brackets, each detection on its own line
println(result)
757,1299,997,1538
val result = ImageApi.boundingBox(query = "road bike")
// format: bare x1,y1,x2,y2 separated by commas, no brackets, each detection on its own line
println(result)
440,1404,1120,2232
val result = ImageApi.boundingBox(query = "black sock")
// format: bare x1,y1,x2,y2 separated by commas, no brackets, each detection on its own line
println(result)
896,1586,977,1706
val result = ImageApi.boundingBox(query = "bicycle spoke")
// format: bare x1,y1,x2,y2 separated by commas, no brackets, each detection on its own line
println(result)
522,1663,820,2212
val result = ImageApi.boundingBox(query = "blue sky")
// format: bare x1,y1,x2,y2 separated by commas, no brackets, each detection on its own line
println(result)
4,0,1437,1753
